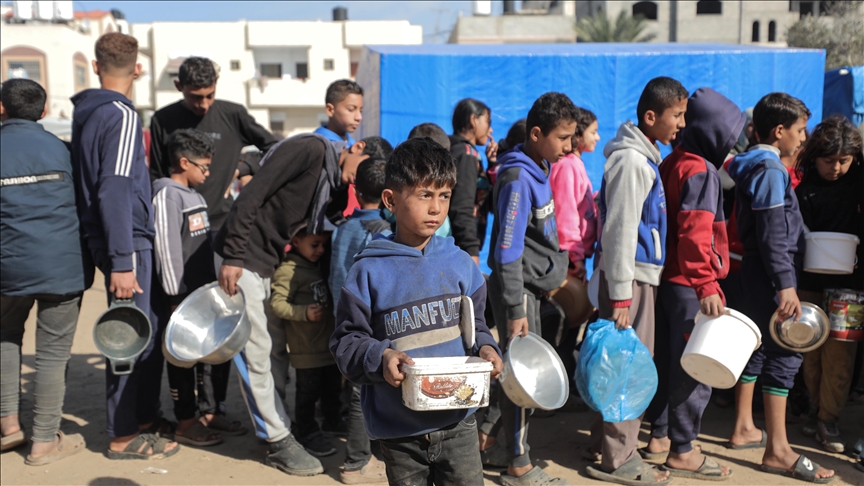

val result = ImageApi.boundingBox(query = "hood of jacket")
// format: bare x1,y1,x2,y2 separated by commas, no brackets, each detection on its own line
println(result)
71,88,133,125
495,144,550,184
679,88,747,168
355,233,459,262
603,121,662,165
727,147,782,185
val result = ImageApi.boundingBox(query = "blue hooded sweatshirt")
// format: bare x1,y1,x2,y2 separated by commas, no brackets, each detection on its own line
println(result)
330,234,500,440
314,126,355,148
71,89,154,272
728,145,805,290
488,145,568,320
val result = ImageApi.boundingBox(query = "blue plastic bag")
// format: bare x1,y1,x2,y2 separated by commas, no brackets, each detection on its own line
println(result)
575,319,658,422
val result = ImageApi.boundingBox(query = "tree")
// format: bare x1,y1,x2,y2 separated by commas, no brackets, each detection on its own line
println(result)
786,1,864,70
574,9,657,43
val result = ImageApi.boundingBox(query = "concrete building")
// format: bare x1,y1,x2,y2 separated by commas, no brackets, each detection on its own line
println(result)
449,1,578,44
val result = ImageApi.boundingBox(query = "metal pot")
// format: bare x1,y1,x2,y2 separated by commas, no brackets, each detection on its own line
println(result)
499,332,569,410
164,283,251,365
769,302,830,353
93,299,152,375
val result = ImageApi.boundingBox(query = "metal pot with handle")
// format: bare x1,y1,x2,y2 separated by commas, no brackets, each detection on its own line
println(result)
93,298,152,375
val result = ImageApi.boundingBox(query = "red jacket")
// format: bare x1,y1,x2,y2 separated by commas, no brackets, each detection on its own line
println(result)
660,146,729,300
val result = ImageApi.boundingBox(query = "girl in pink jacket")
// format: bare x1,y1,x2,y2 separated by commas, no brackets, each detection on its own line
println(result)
550,108,601,281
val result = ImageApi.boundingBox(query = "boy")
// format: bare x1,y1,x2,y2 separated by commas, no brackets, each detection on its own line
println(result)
726,93,834,483
1,79,87,464
71,33,178,459
328,156,389,484
642,88,745,481
330,138,503,485
271,224,345,457
408,122,451,151
487,92,577,486
149,56,276,232
316,79,364,216
214,132,377,476
586,76,688,486
151,129,227,447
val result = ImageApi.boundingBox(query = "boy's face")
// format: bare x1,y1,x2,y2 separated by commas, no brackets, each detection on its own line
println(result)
644,97,688,145
382,184,451,246
291,233,329,262
815,154,854,182
182,156,211,187
776,116,808,158
529,120,577,164
326,94,363,134
339,142,370,185
175,81,216,116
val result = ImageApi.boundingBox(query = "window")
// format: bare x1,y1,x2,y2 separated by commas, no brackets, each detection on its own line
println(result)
73,52,88,92
230,60,241,71
799,1,814,16
296,62,308,80
350,62,359,78
696,0,722,15
2,47,47,86
768,21,777,42
632,1,658,20
752,21,760,42
270,120,284,132
260,63,282,78
323,59,334,71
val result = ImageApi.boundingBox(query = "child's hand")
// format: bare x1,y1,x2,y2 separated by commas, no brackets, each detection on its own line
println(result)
485,136,498,164
479,345,503,380
699,294,724,317
110,271,142,299
612,306,631,330
382,348,414,387
776,287,802,322
507,317,529,340
306,304,324,322
218,264,243,296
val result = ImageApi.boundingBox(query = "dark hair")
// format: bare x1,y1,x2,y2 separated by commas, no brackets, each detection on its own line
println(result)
526,92,580,136
753,92,811,141
386,138,457,191
355,156,387,204
408,122,451,150
360,136,393,159
452,98,490,135
637,76,688,123
178,57,219,88
573,107,598,145
499,118,527,153
167,129,215,167
325,79,363,106
0,79,46,121
795,115,863,181
95,33,138,74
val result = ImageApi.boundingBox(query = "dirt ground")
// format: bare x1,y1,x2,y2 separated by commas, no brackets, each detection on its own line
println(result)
2,276,862,486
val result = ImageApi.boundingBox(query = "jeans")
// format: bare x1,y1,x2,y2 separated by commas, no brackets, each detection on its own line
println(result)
345,383,372,471
378,416,484,486
0,294,82,442
294,364,342,439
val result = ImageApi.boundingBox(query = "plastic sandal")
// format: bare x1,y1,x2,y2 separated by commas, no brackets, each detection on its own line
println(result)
174,421,223,447
660,456,733,481
25,431,85,466
203,414,246,436
724,429,767,449
760,455,835,484
1,429,26,452
105,433,180,460
586,456,671,486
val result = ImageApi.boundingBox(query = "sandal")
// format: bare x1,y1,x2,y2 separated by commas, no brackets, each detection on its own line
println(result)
25,431,85,466
724,429,767,449
500,466,569,485
1,429,26,452
202,414,246,436
105,432,180,460
174,421,223,447
142,417,177,439
660,456,733,481
638,444,701,462
587,456,671,486
760,455,835,484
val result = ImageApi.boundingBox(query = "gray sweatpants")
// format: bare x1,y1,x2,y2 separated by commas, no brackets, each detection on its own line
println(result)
0,294,81,442
231,269,291,442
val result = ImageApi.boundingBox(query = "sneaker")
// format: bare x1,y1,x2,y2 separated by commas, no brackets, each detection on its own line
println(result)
300,431,337,457
340,456,387,484
802,418,818,437
265,435,324,477
322,419,349,438
815,420,845,453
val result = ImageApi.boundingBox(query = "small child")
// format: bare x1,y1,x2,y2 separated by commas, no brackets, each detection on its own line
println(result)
550,107,600,281
587,76,688,486
488,92,577,485
152,129,225,447
331,138,503,485
270,223,344,458
795,116,863,454
726,92,835,483
407,122,453,238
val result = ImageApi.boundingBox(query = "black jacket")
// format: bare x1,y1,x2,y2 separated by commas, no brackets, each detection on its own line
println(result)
448,135,482,257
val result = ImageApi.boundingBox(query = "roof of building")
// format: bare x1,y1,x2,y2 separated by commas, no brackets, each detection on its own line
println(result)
369,43,823,55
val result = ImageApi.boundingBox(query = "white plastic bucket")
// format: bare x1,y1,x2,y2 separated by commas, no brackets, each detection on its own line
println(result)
400,357,492,411
681,308,762,389
804,232,860,275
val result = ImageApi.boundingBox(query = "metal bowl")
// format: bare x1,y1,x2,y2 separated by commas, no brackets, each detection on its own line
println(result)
769,302,829,353
499,332,569,410
93,299,152,375
164,282,251,365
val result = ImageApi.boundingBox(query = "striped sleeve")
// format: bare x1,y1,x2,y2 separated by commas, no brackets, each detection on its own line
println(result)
153,188,186,296
98,101,139,178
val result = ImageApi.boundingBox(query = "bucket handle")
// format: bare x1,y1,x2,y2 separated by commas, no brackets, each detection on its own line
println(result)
808,236,858,268
109,358,135,375
109,297,137,308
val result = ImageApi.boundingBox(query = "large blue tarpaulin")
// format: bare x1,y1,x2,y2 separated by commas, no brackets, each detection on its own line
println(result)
357,43,826,273
823,65,864,125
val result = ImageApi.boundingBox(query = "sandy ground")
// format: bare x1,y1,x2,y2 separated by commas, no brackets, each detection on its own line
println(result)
2,275,863,486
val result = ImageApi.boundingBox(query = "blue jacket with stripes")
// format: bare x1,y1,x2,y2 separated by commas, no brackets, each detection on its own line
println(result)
72,89,154,272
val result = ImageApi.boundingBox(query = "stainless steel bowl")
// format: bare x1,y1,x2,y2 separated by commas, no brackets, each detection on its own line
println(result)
769,302,829,353
499,332,569,410
165,283,251,365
